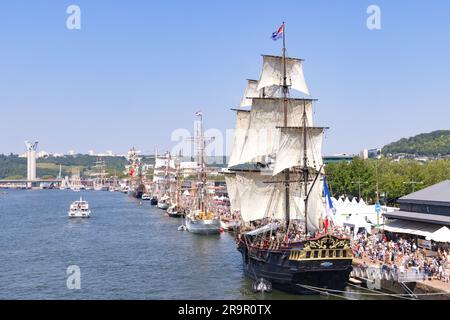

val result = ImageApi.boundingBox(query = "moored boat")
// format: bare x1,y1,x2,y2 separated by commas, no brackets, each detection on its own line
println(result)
157,195,170,210
185,210,221,234
226,23,353,294
167,205,185,218
184,112,221,235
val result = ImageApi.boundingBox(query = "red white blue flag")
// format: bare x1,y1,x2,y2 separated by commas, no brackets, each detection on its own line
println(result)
271,24,284,41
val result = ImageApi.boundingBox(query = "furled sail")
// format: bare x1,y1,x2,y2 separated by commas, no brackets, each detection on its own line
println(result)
228,110,250,167
272,127,324,175
239,98,313,165
257,55,310,96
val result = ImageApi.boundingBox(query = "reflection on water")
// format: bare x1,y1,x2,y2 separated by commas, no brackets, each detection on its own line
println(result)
0,190,386,300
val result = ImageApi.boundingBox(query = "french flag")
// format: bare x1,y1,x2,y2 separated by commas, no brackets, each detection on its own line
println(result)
323,176,334,231
271,24,284,41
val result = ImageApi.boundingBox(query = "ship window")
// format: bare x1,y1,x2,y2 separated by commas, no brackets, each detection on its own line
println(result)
328,250,334,258
306,251,311,259
313,251,319,258
321,250,326,258
342,250,347,258
335,250,341,258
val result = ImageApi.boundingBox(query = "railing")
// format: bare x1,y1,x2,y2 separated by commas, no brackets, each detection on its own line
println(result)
352,265,425,283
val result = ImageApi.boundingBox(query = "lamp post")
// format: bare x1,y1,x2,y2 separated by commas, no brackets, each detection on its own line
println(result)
351,179,368,201
403,181,423,193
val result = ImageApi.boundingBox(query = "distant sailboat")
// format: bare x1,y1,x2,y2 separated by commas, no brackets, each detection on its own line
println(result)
185,112,221,235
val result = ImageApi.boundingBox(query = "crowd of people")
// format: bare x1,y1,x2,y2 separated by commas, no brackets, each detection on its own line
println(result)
352,233,450,283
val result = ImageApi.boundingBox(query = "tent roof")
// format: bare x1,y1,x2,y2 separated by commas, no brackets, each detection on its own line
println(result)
426,226,450,243
383,219,442,237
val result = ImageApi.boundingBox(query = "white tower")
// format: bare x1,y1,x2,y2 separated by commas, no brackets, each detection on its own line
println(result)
25,141,38,181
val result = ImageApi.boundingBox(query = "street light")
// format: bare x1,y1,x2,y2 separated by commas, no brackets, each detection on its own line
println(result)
351,179,369,200
403,181,423,193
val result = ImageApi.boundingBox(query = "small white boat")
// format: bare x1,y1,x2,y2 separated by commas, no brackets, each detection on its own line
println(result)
167,205,185,218
220,218,240,231
68,197,91,218
157,195,170,210
141,193,151,200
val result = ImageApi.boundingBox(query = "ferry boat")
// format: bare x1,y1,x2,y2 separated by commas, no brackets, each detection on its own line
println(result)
68,197,91,218
226,23,353,294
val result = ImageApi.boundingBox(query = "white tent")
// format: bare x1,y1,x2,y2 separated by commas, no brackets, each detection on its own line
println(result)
426,226,450,243
343,214,372,236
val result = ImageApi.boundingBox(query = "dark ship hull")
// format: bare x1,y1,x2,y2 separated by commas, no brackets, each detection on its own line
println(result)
167,212,185,218
237,234,353,294
129,184,145,199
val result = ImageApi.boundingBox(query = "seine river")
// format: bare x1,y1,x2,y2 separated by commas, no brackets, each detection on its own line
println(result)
0,189,379,300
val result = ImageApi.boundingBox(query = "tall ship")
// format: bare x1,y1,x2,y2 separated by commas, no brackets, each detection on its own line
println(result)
70,168,83,191
153,150,175,210
185,112,221,235
226,23,353,294
167,153,186,218
127,147,145,199
92,158,109,191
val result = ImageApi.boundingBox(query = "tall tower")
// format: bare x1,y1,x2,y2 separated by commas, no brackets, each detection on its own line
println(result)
25,141,38,181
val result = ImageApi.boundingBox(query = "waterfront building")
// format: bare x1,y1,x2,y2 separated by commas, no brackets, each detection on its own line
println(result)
383,180,450,249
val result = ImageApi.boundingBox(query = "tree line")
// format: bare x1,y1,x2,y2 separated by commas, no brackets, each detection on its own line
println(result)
325,157,450,205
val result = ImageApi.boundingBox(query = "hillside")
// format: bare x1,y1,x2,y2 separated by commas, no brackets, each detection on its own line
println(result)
382,130,450,156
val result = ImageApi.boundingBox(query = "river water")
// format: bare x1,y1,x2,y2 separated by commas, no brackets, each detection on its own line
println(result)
0,189,382,300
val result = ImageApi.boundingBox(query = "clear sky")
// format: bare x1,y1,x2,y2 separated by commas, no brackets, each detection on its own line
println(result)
1,1,449,156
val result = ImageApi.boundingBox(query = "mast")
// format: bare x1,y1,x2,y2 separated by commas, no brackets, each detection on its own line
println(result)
303,100,309,234
281,22,290,230
197,113,205,212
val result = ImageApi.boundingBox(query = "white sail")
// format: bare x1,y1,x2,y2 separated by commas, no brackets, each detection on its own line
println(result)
234,171,306,222
228,110,250,167
272,127,324,175
240,80,259,107
257,55,310,96
239,98,313,165
224,174,241,212
306,179,324,232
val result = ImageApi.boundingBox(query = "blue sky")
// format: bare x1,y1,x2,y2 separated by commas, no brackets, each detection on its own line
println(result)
1,1,449,155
